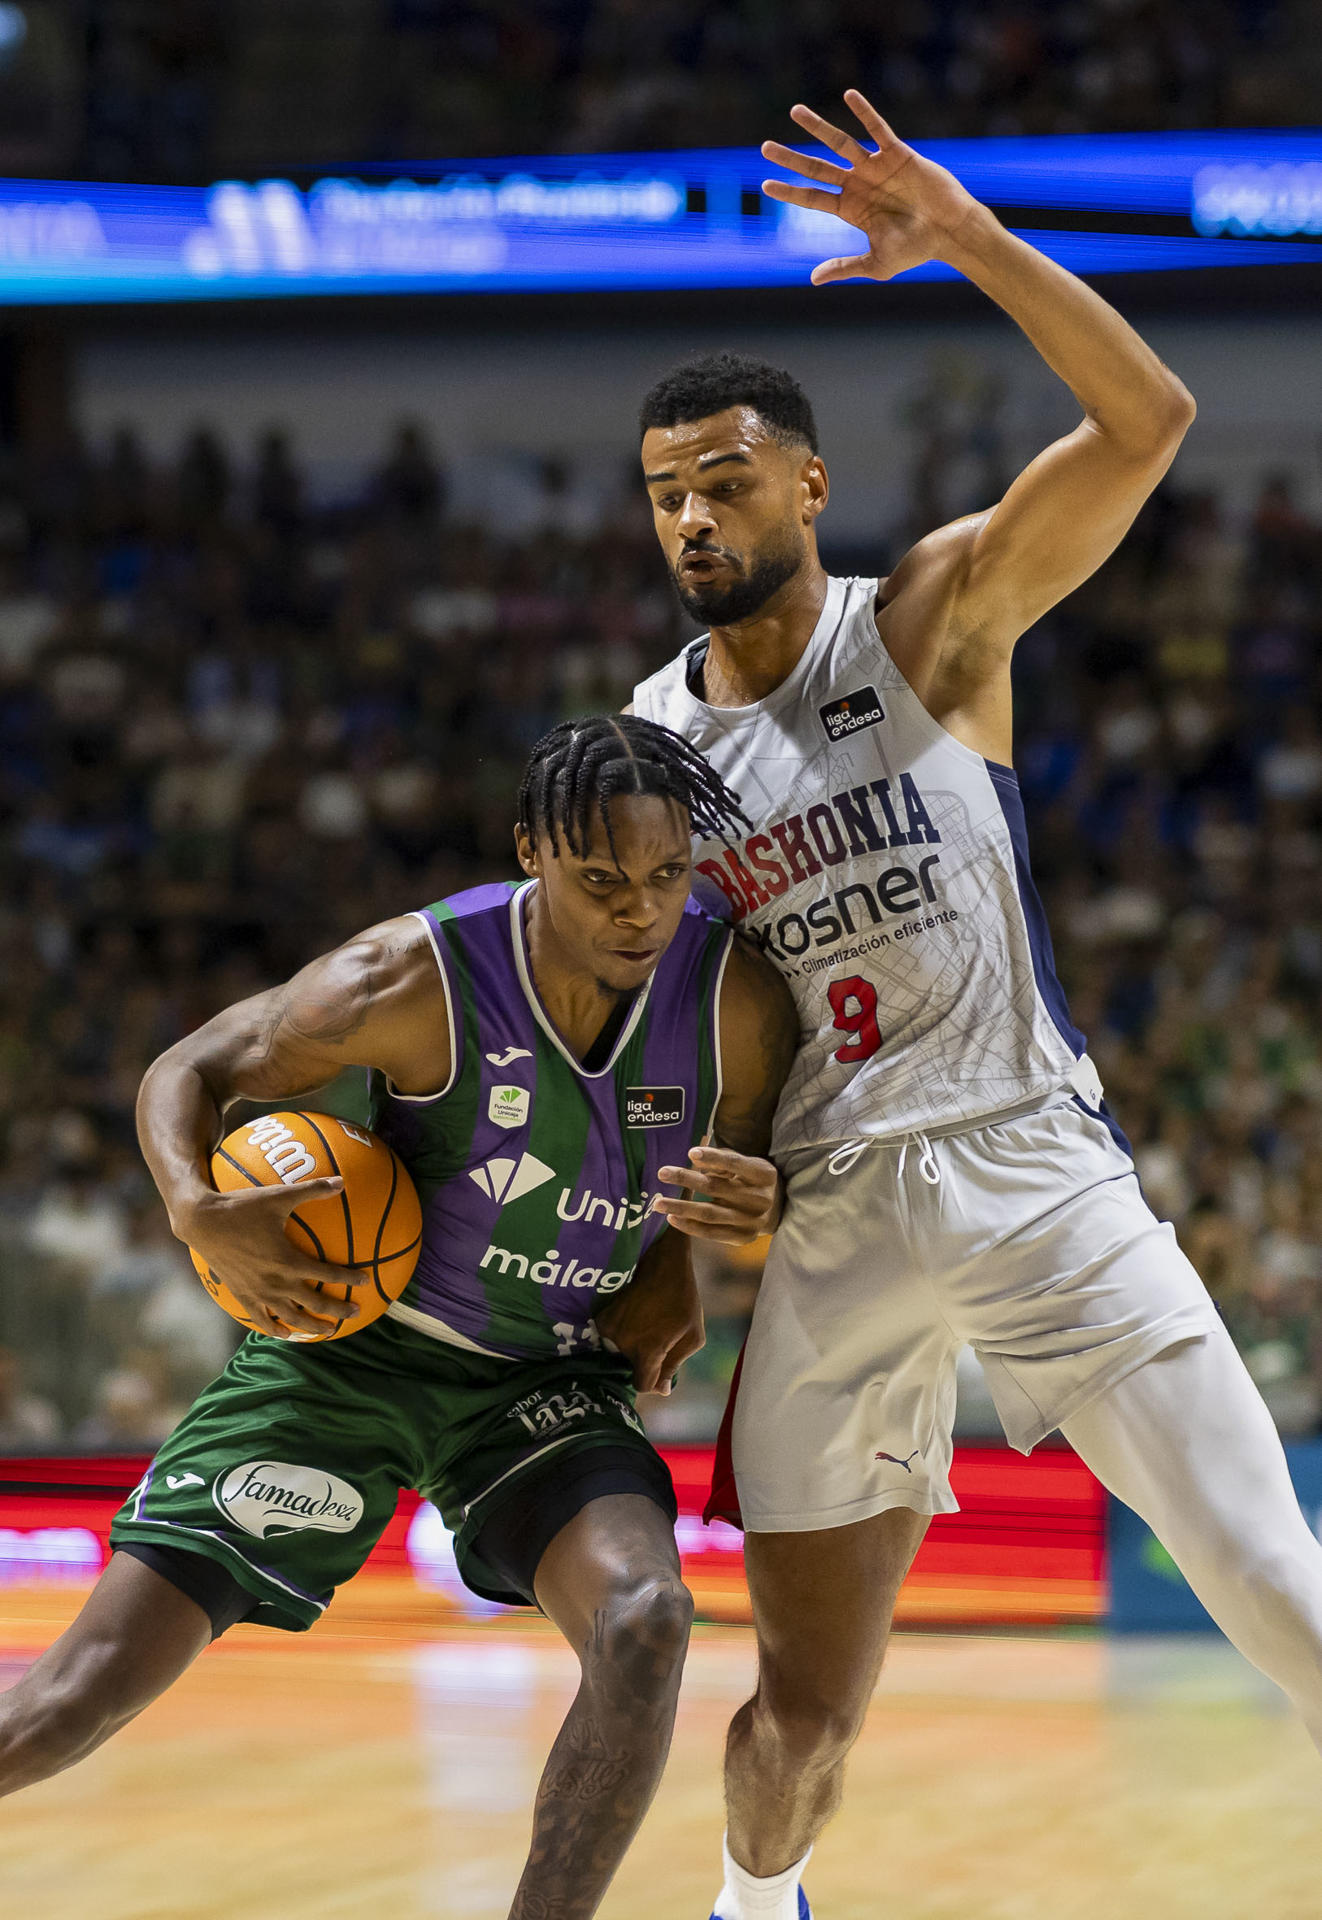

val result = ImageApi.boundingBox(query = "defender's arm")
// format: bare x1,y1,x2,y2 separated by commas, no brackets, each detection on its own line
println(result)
599,936,799,1387
933,217,1194,646
653,935,799,1242
764,93,1194,685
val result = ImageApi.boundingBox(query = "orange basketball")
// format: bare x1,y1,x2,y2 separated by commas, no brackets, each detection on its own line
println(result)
188,1110,423,1341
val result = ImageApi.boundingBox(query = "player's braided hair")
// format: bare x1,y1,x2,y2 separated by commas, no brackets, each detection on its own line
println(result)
518,714,750,861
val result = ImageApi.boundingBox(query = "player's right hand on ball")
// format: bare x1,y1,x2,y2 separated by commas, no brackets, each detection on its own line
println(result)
176,1178,357,1338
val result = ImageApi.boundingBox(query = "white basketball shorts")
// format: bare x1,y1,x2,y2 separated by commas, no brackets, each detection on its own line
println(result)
726,1094,1219,1533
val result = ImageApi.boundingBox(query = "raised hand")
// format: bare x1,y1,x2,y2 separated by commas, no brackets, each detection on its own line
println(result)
762,89,982,285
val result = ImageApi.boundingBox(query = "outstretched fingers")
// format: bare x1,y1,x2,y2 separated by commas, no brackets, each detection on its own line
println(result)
761,138,849,186
650,1197,763,1243
842,88,901,149
262,1292,354,1339
269,1291,356,1339
280,1263,365,1333
788,101,870,164
761,177,848,216
249,1241,368,1302
655,1156,760,1195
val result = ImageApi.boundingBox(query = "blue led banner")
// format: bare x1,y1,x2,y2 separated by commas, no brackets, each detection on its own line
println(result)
0,130,1319,305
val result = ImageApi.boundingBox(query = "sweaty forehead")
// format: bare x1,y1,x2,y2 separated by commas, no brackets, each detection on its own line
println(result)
575,792,691,866
641,406,781,477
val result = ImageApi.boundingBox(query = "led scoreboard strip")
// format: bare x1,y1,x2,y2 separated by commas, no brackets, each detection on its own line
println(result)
0,1445,1105,1630
0,129,1318,304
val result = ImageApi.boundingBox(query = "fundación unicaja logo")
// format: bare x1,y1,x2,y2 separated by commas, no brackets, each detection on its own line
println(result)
489,1084,531,1130
214,1461,364,1539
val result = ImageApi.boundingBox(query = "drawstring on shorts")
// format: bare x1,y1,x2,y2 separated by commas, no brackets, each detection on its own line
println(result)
897,1130,942,1186
827,1139,869,1176
826,1133,942,1185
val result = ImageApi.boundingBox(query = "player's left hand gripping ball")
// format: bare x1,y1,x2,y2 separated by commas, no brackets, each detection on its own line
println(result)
188,1111,422,1341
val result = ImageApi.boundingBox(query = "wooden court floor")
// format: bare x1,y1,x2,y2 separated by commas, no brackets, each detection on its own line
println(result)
2,1581,1320,1920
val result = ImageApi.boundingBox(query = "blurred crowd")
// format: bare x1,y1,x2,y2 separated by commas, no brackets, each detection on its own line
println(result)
414,0,1311,159
3,367,1322,1448
1,1,1315,182
0,414,670,1445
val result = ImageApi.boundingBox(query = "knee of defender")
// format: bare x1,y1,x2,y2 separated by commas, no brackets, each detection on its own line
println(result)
1243,1546,1322,1644
588,1576,694,1687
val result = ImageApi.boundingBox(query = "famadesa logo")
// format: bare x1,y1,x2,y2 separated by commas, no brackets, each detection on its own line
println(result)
215,1461,363,1540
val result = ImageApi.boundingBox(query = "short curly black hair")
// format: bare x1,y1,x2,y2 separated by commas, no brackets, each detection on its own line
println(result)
638,351,819,454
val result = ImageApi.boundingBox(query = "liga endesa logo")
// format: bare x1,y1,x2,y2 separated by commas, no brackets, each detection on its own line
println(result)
624,1086,685,1129
214,1461,364,1540
819,684,885,741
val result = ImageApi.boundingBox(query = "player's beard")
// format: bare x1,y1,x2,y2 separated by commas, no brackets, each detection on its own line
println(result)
670,526,805,625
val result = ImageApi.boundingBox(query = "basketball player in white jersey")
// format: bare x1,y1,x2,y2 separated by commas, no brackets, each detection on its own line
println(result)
630,91,1322,1920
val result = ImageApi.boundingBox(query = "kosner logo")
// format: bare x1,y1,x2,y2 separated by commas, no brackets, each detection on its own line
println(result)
695,771,941,925
215,1461,363,1539
243,1116,317,1184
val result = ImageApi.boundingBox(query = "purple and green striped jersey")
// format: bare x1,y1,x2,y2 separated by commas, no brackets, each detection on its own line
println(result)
370,881,732,1362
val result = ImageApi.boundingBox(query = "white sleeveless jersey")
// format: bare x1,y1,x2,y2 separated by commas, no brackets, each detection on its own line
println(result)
633,574,1089,1154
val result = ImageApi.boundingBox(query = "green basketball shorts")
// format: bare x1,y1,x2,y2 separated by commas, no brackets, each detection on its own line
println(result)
109,1317,672,1631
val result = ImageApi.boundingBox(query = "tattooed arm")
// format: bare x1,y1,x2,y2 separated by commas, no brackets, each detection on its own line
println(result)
136,917,448,1336
652,934,799,1244
509,1502,692,1920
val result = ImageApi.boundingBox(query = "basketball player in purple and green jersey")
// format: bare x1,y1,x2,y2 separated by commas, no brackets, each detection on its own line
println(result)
0,716,798,1920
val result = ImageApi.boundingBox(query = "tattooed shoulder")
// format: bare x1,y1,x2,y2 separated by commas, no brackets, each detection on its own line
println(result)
272,923,419,1053
282,954,375,1046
